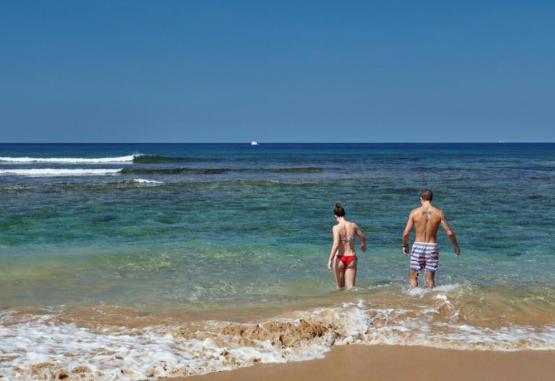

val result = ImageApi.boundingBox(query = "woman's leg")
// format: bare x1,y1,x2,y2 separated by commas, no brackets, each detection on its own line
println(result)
334,258,346,290
344,261,357,289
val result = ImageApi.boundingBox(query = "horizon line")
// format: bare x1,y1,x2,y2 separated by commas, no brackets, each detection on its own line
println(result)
1,141,554,144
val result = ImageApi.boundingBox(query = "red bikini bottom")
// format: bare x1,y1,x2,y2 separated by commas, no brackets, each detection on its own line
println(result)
337,255,357,267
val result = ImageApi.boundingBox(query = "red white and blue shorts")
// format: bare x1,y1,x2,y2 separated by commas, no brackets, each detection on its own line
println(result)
410,242,439,272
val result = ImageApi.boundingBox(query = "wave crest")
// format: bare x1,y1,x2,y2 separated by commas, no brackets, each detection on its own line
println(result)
132,178,164,185
0,168,122,177
132,154,203,163
120,167,324,175
0,155,136,164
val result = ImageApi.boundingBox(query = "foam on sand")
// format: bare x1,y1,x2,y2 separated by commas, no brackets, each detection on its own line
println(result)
0,168,122,177
0,154,137,164
1,299,555,381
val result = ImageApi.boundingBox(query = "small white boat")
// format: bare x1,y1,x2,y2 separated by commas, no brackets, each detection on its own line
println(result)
250,141,259,146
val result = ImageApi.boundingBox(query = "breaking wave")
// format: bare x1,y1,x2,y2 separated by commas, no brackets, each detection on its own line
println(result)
132,154,215,164
0,155,136,164
0,154,221,165
120,167,324,175
0,169,122,177
132,178,164,185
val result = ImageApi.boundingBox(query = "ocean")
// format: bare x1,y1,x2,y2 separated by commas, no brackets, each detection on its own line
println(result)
1,143,554,380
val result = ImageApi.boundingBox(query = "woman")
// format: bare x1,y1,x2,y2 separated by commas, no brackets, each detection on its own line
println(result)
327,202,366,290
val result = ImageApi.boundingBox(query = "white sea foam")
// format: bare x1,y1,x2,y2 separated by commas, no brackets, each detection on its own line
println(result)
1,302,555,380
0,154,137,164
132,178,164,185
0,168,122,177
404,283,468,298
362,308,555,350
0,315,334,380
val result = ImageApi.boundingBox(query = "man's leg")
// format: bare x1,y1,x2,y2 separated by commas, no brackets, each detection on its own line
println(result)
425,249,438,288
409,268,419,288
409,245,425,288
425,271,436,288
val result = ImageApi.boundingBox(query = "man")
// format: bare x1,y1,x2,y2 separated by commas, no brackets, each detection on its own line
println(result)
402,189,460,288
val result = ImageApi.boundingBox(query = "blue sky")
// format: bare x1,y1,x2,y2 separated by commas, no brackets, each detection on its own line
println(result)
0,1,553,142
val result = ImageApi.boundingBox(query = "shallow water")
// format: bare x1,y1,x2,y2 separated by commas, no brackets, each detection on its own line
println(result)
1,143,554,379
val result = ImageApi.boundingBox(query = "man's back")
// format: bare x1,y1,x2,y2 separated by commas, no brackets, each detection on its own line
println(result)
411,206,443,243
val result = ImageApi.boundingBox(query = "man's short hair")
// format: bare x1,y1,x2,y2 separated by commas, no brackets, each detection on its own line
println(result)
419,189,433,201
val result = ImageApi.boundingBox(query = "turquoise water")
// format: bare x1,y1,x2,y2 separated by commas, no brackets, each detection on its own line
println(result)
1,144,555,379
1,143,554,310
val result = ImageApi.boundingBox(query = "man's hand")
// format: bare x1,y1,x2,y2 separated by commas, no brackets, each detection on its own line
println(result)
403,245,410,256
454,246,461,256
360,242,367,252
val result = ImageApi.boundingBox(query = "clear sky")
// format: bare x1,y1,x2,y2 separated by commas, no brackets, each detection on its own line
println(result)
1,1,554,142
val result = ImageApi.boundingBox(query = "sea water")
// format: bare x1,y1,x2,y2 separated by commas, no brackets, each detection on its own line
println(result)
1,143,554,380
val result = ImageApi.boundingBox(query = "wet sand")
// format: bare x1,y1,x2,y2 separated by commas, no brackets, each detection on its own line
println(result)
175,345,555,381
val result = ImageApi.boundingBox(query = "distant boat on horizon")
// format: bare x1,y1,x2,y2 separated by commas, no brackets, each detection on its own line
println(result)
250,141,259,146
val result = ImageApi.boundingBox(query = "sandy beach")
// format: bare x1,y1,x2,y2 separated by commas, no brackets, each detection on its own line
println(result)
179,345,555,381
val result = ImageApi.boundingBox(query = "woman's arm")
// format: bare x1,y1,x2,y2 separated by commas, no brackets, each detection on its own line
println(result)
328,227,340,270
355,224,366,252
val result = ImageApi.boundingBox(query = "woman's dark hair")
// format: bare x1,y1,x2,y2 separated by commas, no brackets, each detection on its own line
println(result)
334,202,345,217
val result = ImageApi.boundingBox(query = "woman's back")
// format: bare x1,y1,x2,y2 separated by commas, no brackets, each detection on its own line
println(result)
336,221,357,255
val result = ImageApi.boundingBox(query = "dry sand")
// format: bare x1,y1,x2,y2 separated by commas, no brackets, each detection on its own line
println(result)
172,345,555,381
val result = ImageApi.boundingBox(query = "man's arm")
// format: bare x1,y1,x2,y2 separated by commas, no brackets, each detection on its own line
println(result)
402,212,414,255
328,227,340,270
355,224,367,252
440,210,461,256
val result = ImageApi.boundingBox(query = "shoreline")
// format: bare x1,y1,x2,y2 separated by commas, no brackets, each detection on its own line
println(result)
3,292,555,380
175,345,555,381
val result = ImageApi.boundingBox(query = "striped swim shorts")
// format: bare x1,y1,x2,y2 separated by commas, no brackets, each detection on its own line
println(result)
410,242,439,272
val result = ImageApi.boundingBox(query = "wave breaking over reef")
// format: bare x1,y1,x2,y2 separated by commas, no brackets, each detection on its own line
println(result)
2,296,555,381
0,168,122,177
0,154,227,165
0,155,136,164
120,167,324,175
132,178,165,185
0,167,322,177
132,154,221,164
